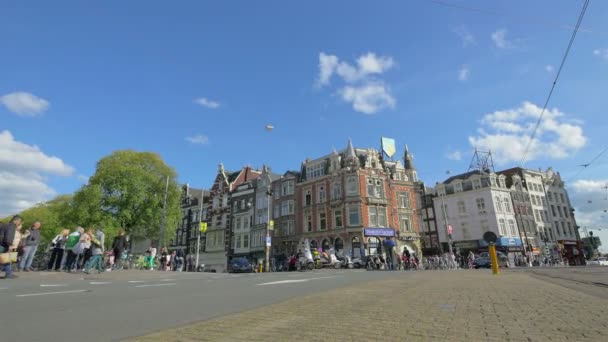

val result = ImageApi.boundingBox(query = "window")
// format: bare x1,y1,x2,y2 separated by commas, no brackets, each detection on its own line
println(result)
504,198,511,213
399,193,411,208
533,209,540,222
288,200,294,215
554,221,560,236
331,182,342,200
318,185,326,203
368,207,387,227
544,211,549,222
531,196,537,206
304,188,312,206
547,192,553,202
499,219,506,236
461,222,471,239
286,220,295,235
508,220,516,236
375,179,384,198
561,222,566,236
476,198,486,212
369,207,377,227
273,204,280,219
281,181,294,196
567,222,572,236
243,234,249,248
244,217,249,228
495,196,503,212
367,178,375,198
551,205,556,217
334,209,343,228
319,212,327,230
457,200,466,214
348,205,361,226
212,197,219,209
222,195,228,207
281,201,289,216
378,208,387,227
305,213,313,232
541,197,547,206
306,161,326,180
399,214,411,232
563,207,568,218
473,179,481,189
235,235,241,249
346,176,358,196
559,193,565,203
235,217,241,230
557,206,563,218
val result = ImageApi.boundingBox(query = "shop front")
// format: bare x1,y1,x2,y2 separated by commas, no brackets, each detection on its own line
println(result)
363,228,395,257
479,237,523,265
396,232,422,258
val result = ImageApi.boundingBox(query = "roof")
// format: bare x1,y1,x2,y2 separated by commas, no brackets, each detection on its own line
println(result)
442,170,484,184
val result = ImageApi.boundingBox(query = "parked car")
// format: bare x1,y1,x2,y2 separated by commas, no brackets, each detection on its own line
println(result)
229,258,253,273
474,251,509,268
587,257,608,266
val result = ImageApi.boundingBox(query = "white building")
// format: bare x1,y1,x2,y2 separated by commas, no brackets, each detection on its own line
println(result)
433,171,524,261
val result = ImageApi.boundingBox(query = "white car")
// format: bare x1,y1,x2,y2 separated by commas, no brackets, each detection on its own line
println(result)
587,257,608,266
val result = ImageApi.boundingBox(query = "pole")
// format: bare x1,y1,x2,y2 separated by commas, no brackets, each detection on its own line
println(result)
195,195,203,271
489,243,500,275
265,186,271,272
158,176,169,252
440,192,453,255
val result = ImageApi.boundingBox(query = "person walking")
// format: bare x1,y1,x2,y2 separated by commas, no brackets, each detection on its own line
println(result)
84,230,105,274
0,215,22,279
48,229,69,271
78,229,94,269
19,221,42,271
110,229,127,270
175,249,184,272
64,227,84,272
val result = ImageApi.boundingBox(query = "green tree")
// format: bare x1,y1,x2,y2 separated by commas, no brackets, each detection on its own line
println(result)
71,150,181,245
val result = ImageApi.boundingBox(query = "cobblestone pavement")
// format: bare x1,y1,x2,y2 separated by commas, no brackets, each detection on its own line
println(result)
129,270,608,342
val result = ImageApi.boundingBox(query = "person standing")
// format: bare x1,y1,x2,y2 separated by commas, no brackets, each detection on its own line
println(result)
0,215,22,279
48,229,69,271
19,221,42,271
64,227,84,272
111,229,127,270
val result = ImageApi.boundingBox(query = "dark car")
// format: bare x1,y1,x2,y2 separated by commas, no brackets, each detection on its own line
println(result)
229,258,253,273
474,252,509,269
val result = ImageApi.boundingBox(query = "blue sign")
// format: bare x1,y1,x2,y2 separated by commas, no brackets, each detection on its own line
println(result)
364,228,395,237
479,237,522,247
265,236,271,247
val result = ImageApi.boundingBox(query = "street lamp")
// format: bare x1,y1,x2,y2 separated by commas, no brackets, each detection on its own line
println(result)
265,186,273,272
436,182,453,255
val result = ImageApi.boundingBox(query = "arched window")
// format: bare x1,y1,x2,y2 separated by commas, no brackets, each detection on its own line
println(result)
310,240,318,250
334,237,344,252
321,239,330,252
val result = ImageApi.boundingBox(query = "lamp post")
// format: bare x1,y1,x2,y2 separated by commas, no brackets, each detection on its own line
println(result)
265,186,273,272
158,175,169,251
438,187,453,255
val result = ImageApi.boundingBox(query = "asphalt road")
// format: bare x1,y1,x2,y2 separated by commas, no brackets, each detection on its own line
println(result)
0,269,403,342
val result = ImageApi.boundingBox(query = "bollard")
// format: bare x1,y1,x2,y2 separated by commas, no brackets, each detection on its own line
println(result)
489,243,500,275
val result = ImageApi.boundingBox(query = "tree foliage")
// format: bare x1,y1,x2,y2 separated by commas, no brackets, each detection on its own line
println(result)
70,150,181,244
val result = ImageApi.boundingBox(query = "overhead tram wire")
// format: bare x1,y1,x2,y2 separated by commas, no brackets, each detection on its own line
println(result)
566,146,608,183
518,0,591,168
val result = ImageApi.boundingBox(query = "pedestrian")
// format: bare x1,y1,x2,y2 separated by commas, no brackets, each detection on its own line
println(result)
79,228,94,269
64,227,84,272
110,228,127,270
159,247,168,271
83,230,105,274
0,215,23,279
48,229,69,271
175,249,184,272
18,221,42,271
145,245,157,270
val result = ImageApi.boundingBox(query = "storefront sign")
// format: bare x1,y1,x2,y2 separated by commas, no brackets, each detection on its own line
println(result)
398,235,419,241
454,241,478,249
558,240,577,246
364,228,395,237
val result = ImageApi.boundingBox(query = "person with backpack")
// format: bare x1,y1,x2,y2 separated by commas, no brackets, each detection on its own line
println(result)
84,230,105,274
48,229,69,271
0,215,22,279
64,227,84,272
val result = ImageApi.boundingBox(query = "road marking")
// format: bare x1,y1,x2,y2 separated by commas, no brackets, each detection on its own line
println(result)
16,290,89,297
161,278,176,281
90,281,112,285
40,284,68,287
135,283,176,288
0,287,8,290
257,276,339,286
128,280,147,283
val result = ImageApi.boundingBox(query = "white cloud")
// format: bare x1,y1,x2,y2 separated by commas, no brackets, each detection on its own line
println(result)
491,29,513,49
0,92,50,116
446,150,463,161
545,64,554,73
468,101,587,164
340,83,396,115
194,97,220,109
185,134,209,145
567,179,608,251
593,48,608,60
0,130,74,216
452,25,476,47
458,66,470,81
316,52,396,114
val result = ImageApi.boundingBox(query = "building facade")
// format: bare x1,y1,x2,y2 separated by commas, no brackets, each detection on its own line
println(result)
271,170,299,258
171,185,209,256
295,140,421,258
434,171,524,263
229,181,256,263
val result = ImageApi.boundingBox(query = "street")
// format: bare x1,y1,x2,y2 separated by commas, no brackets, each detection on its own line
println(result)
1,267,607,341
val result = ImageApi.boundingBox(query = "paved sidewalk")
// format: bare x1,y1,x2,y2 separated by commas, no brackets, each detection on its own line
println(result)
129,270,608,342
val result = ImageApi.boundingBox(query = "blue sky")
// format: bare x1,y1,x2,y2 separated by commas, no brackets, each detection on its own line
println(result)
1,0,607,249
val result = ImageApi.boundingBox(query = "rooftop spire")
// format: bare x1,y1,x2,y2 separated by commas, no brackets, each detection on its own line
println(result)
404,145,415,170
345,138,356,159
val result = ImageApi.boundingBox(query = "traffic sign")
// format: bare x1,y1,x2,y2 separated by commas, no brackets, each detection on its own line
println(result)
269,220,274,230
265,236,271,247
447,224,453,235
199,222,207,233
483,231,497,244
